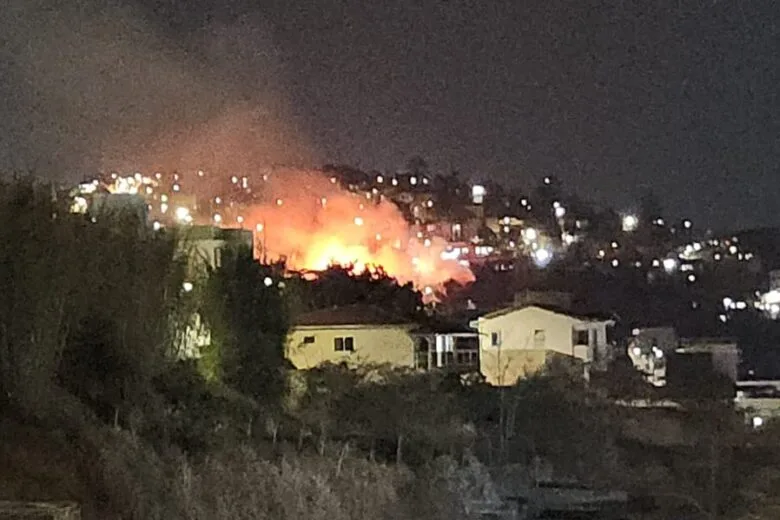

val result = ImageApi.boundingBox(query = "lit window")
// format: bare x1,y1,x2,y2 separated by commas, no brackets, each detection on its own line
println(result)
334,337,354,352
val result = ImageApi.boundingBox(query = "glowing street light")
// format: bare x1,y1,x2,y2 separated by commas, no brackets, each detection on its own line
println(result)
175,207,192,224
622,214,639,232
472,185,486,204
532,247,552,267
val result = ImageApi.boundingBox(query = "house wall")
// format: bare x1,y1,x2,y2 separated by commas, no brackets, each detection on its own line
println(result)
476,307,610,385
478,307,582,356
479,349,549,385
191,239,225,270
287,325,416,369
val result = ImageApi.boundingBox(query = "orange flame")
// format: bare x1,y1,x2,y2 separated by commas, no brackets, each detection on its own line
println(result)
242,168,474,292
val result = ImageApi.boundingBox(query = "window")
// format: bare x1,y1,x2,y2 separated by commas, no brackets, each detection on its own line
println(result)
302,336,315,344
573,329,589,346
491,331,501,346
334,337,354,352
456,351,479,366
533,329,546,348
415,338,430,370
452,223,462,241
606,325,616,344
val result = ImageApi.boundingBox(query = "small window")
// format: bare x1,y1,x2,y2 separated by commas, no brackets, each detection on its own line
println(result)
334,337,355,352
491,332,501,346
573,330,589,346
303,336,315,344
533,329,546,348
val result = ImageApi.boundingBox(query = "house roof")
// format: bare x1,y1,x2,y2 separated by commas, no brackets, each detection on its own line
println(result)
479,303,614,323
412,316,476,334
292,304,413,327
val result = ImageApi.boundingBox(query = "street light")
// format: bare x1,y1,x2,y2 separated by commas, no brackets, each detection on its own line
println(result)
622,214,639,232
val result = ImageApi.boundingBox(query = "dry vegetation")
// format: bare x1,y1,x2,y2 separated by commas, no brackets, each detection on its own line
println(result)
0,180,466,520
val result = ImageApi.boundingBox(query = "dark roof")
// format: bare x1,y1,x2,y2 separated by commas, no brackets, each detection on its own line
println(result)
184,225,253,242
412,316,476,334
292,304,413,327
481,303,614,322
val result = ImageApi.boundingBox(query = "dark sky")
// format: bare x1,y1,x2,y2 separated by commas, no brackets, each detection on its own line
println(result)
2,1,779,231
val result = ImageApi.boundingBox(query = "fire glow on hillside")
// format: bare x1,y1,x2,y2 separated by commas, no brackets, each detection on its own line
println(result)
240,169,474,293
91,167,474,295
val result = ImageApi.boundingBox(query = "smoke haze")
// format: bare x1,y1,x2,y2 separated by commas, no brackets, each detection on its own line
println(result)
0,0,315,178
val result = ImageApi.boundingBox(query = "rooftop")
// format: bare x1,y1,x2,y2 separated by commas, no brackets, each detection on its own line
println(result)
292,304,413,327
182,225,253,243
480,303,614,323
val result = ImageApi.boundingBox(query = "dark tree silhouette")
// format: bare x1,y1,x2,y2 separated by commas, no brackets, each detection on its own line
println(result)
200,247,289,403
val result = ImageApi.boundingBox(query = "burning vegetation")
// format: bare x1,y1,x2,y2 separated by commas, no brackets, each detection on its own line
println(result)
75,167,474,296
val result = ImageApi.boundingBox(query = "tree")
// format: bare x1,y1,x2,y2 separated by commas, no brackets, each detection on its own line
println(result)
59,212,189,428
291,265,424,320
200,247,289,405
0,179,82,411
341,368,467,465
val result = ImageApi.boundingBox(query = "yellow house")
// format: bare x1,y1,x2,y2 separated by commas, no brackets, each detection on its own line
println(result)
472,304,615,386
286,305,418,369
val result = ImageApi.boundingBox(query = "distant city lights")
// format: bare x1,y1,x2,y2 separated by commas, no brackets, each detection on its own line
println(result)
472,185,486,205
622,214,639,232
532,247,552,268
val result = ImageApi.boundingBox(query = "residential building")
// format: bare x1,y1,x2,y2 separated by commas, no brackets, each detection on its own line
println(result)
735,380,780,427
286,304,480,372
677,337,739,382
413,321,480,372
287,305,419,369
626,327,677,387
471,305,615,386
627,328,739,389
180,225,253,271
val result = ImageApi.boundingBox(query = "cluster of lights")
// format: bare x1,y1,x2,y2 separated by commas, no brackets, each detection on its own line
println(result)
676,236,752,263
756,290,780,319
552,201,566,219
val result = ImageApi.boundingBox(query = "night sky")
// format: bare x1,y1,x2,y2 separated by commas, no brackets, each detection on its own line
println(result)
2,0,779,230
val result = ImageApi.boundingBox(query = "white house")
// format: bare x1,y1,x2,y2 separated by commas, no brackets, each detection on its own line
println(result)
471,304,615,386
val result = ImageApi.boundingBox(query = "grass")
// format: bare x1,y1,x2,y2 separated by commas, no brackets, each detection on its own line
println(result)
0,411,463,520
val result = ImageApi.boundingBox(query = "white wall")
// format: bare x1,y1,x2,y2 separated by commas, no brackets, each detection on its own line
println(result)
476,306,612,383
478,307,582,356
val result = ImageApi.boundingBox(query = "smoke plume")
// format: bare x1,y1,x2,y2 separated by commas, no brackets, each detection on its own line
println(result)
0,0,314,178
